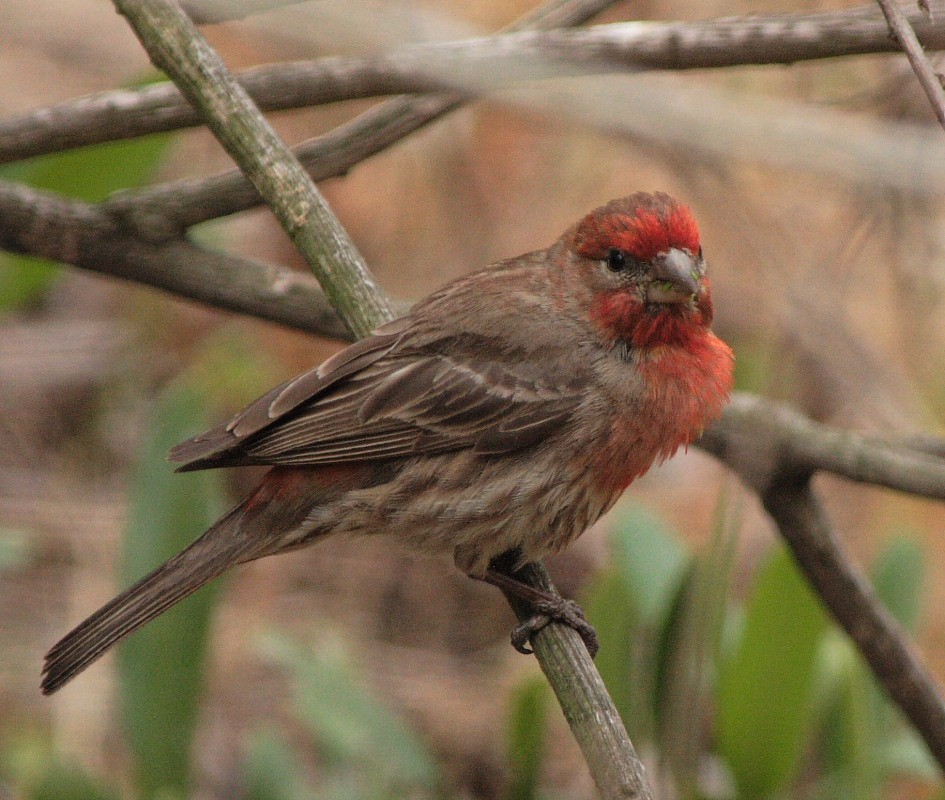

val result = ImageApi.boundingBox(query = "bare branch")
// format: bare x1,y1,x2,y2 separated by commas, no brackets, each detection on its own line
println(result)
105,92,464,234
180,0,310,24
103,77,945,237
6,4,945,164
0,181,351,340
700,394,945,502
102,0,621,232
876,0,945,130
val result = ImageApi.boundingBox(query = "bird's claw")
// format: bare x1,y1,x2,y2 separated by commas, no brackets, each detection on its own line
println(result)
510,597,599,658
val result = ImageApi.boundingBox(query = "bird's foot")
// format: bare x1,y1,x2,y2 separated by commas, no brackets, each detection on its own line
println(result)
509,596,599,657
473,557,599,658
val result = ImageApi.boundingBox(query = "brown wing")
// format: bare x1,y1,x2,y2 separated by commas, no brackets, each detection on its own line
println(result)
169,319,583,472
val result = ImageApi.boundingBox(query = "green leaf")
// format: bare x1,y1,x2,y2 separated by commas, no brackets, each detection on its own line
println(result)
812,536,933,799
871,534,924,632
715,545,829,798
27,762,119,800
609,504,688,625
878,730,939,781
583,568,642,737
262,633,441,791
0,130,173,313
654,487,740,792
3,736,119,800
116,383,227,800
8,134,172,203
815,633,883,800
583,504,690,743
245,729,311,800
503,675,549,800
0,255,61,312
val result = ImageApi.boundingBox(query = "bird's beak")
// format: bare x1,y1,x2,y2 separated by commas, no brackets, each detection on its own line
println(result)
647,248,701,304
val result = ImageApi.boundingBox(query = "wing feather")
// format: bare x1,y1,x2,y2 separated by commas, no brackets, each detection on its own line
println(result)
171,317,586,471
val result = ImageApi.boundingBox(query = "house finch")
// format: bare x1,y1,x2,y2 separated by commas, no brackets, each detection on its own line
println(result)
42,192,734,695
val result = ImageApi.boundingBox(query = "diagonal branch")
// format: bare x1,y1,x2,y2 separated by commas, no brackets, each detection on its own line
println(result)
876,0,945,131
105,92,464,234
6,4,945,164
763,482,945,771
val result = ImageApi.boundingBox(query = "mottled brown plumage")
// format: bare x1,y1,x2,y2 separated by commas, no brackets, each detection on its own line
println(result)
42,193,734,694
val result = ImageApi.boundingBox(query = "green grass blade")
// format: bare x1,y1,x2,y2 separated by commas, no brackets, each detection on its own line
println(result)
583,568,643,737
871,535,924,633
655,485,740,792
503,675,550,800
583,504,690,743
715,546,828,798
812,535,933,798
609,504,688,625
116,383,227,800
262,633,441,792
27,762,119,800
245,729,311,800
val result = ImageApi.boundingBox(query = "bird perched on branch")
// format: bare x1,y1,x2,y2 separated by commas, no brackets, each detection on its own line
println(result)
42,192,733,694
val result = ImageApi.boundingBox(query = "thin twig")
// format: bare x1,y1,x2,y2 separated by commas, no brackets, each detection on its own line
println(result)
876,0,945,130
102,76,945,232
6,4,945,163
106,93,465,233
102,0,622,233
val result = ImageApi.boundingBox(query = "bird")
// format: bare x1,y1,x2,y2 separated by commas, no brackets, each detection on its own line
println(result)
41,191,734,695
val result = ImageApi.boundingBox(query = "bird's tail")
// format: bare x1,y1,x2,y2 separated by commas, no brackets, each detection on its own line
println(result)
41,499,267,695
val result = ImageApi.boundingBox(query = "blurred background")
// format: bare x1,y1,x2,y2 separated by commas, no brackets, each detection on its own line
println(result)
2,0,945,798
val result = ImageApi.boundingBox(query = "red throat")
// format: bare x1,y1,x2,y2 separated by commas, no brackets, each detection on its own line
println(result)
588,322,734,495
590,288,714,349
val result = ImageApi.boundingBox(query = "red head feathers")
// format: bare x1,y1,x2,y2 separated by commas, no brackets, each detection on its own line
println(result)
574,192,700,262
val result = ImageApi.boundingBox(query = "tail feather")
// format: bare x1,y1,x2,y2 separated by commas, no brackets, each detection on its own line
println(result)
41,503,257,695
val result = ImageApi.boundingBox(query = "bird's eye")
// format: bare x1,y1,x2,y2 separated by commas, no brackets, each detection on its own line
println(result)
606,248,628,272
